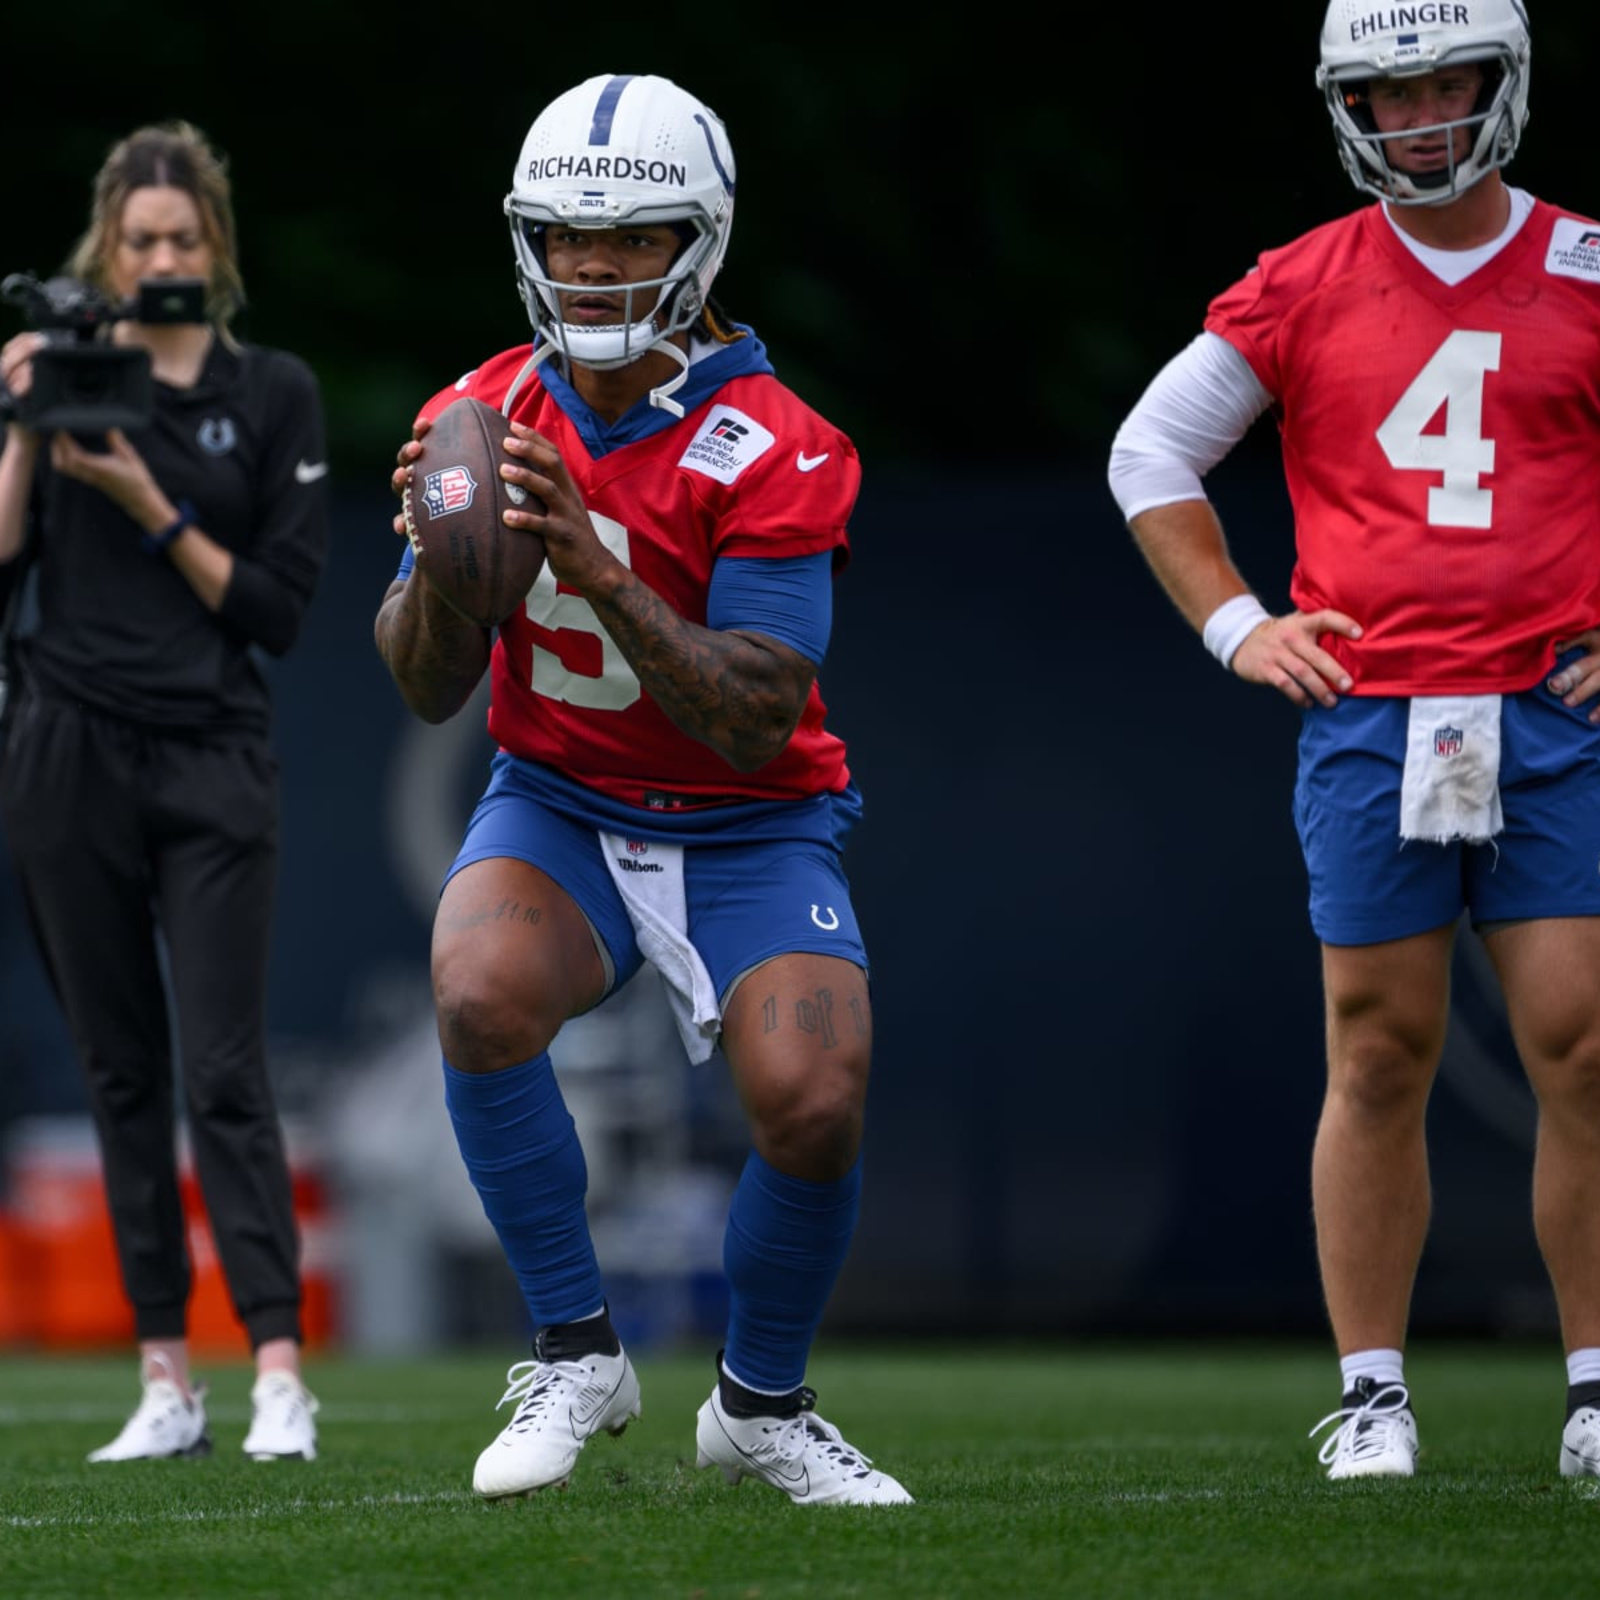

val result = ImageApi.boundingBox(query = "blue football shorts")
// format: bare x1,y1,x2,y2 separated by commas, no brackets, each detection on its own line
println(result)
1293,657,1600,946
445,784,868,1005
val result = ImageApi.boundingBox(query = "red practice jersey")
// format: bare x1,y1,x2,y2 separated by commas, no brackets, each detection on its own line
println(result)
413,345,858,808
1205,199,1600,695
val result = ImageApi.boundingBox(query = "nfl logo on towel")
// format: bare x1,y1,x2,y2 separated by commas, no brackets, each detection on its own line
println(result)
1434,725,1464,758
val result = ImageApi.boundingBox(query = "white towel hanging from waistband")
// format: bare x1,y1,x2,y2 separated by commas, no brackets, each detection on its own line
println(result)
599,831,721,1062
1399,694,1504,844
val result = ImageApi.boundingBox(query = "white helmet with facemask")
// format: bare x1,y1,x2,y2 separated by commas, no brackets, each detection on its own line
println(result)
1316,0,1531,206
502,73,736,414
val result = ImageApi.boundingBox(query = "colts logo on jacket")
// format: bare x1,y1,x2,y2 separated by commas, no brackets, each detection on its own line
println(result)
198,418,237,455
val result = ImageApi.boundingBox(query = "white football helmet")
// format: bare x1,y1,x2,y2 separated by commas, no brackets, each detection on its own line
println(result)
503,74,735,408
1316,0,1531,206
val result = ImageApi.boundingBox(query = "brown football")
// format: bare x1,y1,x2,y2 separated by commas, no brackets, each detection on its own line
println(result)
401,395,546,626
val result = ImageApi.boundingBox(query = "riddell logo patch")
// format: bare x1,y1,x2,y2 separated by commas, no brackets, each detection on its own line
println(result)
1545,219,1600,283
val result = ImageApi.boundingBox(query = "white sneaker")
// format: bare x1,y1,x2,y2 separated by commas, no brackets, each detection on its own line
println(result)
472,1350,641,1498
1560,1406,1600,1477
695,1386,913,1505
243,1372,319,1461
1309,1379,1418,1479
88,1370,211,1463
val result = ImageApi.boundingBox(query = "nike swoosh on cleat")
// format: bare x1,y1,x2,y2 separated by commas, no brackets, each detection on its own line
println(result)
295,459,329,483
569,1389,614,1432
724,1427,807,1489
754,1453,808,1492
796,452,829,473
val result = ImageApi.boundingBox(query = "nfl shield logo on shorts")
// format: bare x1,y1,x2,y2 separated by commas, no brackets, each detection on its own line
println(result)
1434,725,1464,758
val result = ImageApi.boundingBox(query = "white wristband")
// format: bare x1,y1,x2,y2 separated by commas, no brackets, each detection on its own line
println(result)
1202,594,1271,670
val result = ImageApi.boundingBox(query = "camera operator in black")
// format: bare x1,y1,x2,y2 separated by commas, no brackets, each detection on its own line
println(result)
0,121,327,1462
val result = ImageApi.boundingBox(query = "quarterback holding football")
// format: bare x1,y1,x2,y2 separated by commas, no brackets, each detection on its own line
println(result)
373,73,910,1507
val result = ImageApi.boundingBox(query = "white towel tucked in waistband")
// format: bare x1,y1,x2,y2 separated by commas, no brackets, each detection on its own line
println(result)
600,831,721,1063
1399,694,1504,844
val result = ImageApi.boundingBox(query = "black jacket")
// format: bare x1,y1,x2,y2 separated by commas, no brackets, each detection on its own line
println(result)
16,336,329,735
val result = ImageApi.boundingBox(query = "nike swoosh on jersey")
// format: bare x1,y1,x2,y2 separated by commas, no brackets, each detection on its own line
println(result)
295,459,329,483
796,452,829,473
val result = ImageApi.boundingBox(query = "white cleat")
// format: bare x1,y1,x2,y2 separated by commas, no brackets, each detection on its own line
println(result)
472,1350,641,1498
695,1386,913,1506
243,1372,320,1461
88,1368,211,1463
1560,1406,1600,1477
1309,1379,1418,1480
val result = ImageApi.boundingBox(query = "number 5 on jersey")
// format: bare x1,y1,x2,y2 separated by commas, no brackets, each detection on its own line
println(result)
521,511,642,711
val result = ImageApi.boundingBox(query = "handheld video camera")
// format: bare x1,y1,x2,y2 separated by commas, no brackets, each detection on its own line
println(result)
0,273,208,432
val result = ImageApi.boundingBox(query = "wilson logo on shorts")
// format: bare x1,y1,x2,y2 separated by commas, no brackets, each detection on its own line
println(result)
1434,725,1464,758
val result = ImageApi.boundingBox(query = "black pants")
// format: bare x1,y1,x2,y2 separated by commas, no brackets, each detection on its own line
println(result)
0,686,303,1348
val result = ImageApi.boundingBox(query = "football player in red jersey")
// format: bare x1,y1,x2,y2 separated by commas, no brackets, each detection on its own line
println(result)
1110,1,1600,1481
374,73,910,1507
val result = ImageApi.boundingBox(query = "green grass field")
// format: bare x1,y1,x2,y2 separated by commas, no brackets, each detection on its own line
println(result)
1,1340,1594,1599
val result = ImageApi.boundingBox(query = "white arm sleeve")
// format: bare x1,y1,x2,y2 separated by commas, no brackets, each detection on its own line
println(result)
1106,332,1274,521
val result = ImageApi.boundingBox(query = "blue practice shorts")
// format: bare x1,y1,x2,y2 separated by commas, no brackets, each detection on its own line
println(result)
445,767,868,1006
1293,660,1600,946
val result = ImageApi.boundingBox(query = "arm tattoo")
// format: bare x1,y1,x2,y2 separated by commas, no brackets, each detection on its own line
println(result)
373,577,491,724
587,571,811,773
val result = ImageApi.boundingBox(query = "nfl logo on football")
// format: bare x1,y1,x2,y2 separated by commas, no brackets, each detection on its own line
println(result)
424,466,478,519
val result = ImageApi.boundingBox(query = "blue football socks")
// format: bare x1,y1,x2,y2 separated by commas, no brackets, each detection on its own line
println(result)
721,1150,862,1394
442,1053,603,1328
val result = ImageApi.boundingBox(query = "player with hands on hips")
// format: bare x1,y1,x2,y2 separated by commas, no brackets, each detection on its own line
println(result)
375,72,911,1507
1109,0,1600,1481
0,121,326,1464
